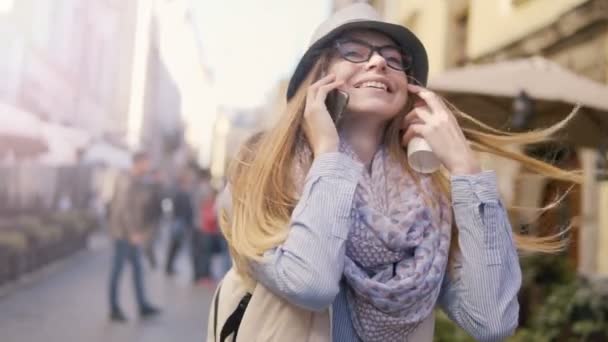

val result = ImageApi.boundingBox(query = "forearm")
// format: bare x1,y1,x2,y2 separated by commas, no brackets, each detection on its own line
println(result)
252,152,363,311
440,171,522,341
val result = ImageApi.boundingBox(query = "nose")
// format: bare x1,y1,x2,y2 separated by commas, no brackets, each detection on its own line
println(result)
365,51,387,72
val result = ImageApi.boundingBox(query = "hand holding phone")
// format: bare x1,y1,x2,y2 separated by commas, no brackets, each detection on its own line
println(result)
303,74,343,157
325,89,349,124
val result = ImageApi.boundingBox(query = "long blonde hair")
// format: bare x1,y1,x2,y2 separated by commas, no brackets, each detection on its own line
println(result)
222,53,582,285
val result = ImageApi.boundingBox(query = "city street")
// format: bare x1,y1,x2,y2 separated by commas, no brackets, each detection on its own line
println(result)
1,1,608,341
0,232,215,342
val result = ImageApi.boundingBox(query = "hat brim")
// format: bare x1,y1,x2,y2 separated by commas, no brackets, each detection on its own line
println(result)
286,20,429,100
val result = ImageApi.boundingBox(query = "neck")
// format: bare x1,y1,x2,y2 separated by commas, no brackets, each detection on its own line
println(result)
338,113,387,165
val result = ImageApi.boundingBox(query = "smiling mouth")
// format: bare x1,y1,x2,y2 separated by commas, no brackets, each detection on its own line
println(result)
354,81,391,93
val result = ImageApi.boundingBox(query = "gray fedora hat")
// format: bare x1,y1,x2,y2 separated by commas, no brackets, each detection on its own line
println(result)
286,3,429,100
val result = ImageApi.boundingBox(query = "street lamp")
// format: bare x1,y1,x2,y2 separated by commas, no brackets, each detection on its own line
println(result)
511,90,534,131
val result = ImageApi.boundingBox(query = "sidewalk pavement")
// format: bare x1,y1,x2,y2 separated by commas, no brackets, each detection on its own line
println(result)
0,232,216,342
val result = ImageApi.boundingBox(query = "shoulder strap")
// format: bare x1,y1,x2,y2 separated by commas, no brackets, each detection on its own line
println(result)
220,293,252,342
213,284,222,341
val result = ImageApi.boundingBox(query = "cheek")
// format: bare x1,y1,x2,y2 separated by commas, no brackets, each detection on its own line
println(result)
326,61,358,81
393,79,409,106
395,91,408,108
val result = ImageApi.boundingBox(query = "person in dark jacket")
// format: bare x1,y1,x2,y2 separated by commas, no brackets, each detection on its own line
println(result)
142,168,166,269
165,172,194,275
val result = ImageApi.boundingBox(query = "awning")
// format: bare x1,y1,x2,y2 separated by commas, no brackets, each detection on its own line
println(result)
428,57,608,147
0,103,48,160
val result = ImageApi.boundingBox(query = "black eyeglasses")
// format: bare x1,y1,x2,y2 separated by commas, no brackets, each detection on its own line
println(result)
333,38,413,72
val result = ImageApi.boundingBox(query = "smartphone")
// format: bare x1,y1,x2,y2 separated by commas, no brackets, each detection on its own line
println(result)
325,89,349,123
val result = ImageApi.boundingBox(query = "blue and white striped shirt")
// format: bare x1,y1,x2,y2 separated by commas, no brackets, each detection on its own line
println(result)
250,152,521,341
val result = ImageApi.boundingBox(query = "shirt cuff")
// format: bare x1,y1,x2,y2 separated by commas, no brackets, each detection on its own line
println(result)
306,152,364,183
451,170,500,204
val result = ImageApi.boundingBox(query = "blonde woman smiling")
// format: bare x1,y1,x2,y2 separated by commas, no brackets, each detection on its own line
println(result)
210,4,579,342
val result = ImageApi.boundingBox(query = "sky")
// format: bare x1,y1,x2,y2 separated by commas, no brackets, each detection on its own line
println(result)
0,0,13,13
190,0,331,109
155,0,331,165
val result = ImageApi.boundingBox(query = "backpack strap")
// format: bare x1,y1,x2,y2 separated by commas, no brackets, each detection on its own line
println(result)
219,292,252,342
213,283,222,341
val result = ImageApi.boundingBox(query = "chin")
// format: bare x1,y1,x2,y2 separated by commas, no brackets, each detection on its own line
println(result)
349,99,402,119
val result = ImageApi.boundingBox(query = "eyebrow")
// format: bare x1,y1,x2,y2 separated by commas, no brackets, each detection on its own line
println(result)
339,37,401,48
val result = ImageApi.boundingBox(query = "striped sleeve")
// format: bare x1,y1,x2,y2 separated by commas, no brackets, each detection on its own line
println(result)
251,152,363,312
438,171,522,342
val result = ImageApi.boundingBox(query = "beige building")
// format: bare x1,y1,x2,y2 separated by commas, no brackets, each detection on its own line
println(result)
209,107,262,182
334,0,608,277
209,79,289,182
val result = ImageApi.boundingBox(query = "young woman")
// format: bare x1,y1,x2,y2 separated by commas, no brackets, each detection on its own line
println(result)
211,4,579,341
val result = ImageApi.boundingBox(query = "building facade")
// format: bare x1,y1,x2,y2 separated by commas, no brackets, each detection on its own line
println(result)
0,0,145,143
340,0,608,277
464,0,608,278
141,13,183,169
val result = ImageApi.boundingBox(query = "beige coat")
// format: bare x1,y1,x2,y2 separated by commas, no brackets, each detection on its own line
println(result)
108,172,150,240
206,268,436,342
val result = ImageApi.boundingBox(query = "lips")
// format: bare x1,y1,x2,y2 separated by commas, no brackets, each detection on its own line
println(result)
354,79,392,93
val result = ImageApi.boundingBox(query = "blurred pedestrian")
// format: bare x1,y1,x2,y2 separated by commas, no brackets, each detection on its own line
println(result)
208,3,581,341
193,183,230,284
191,168,213,283
142,168,165,269
107,151,160,322
165,171,194,276
213,179,233,275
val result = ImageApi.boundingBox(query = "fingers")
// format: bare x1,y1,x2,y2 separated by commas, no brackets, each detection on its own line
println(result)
407,84,448,115
402,106,432,129
310,73,336,90
407,84,461,130
309,74,336,95
307,74,343,104
317,79,344,99
303,74,341,156
401,124,424,146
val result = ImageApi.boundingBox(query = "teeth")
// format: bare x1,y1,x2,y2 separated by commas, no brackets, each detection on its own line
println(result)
359,81,388,91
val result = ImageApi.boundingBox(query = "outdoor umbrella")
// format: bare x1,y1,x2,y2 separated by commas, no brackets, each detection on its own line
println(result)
0,103,48,160
36,122,91,166
428,56,608,147
82,141,131,169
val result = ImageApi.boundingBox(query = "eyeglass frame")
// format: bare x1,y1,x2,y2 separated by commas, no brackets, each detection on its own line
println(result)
329,38,414,72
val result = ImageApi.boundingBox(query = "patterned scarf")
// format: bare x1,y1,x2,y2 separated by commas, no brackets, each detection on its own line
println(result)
294,139,452,342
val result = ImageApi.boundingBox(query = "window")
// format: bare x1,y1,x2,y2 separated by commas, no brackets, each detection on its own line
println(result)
450,12,469,67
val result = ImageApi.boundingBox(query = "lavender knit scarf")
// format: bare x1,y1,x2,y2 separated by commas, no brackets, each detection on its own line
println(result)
295,140,452,342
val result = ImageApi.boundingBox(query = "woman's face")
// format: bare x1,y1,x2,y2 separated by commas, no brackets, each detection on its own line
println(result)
325,30,409,121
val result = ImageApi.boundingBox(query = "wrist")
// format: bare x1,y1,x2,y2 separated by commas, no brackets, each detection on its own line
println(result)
448,157,481,176
314,141,338,156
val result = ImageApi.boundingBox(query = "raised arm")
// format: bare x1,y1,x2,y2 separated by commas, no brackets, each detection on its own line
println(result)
438,171,522,341
222,152,362,312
